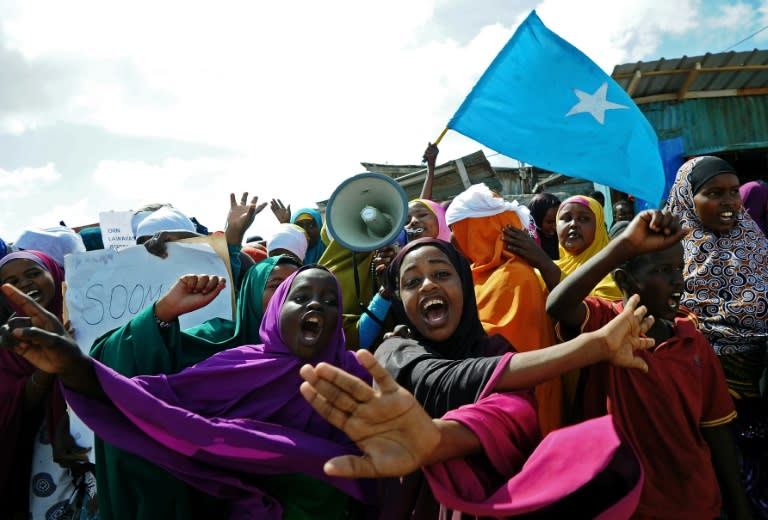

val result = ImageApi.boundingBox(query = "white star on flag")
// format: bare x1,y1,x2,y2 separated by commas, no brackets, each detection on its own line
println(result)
565,82,628,125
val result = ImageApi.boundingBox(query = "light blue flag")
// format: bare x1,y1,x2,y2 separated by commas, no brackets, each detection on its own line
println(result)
448,10,664,203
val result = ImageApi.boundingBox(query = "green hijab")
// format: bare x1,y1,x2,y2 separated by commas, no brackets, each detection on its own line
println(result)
183,255,300,350
89,255,300,520
317,225,376,350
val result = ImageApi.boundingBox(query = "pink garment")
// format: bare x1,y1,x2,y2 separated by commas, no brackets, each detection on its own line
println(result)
412,198,452,242
423,392,643,519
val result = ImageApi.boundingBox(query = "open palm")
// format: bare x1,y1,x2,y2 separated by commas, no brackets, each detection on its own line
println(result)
300,350,440,478
225,192,266,246
601,294,655,372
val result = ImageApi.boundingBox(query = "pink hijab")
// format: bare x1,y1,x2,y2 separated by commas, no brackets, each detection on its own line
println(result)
410,198,452,242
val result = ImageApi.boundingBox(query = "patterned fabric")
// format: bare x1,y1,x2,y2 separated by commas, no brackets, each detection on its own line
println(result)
0,250,75,517
665,156,768,357
29,419,98,520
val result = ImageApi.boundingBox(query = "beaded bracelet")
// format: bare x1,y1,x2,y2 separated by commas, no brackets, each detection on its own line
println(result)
154,313,173,329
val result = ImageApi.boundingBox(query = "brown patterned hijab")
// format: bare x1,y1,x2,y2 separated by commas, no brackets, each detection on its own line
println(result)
665,156,768,354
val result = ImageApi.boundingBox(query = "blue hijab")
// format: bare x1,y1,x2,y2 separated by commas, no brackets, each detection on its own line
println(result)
291,208,327,264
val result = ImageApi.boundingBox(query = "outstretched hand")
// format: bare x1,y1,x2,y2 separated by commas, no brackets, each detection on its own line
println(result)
599,294,656,372
153,275,227,323
300,350,440,478
618,210,688,256
226,192,266,246
0,284,83,375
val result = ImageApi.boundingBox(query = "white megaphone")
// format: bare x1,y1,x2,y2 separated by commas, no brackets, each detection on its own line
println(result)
325,172,409,252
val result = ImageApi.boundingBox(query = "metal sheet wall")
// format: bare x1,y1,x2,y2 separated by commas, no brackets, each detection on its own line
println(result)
639,95,768,155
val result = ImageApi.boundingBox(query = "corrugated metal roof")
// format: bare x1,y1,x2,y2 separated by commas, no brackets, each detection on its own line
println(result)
611,49,768,104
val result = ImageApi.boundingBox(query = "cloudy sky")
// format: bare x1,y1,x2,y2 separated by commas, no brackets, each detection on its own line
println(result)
0,0,766,243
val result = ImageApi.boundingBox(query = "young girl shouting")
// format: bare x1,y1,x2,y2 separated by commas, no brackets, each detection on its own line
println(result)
546,210,751,520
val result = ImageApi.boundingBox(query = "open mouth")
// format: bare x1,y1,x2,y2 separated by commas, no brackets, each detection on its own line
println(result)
421,297,449,326
300,313,324,343
667,292,681,311
24,288,42,302
406,227,425,239
718,210,735,223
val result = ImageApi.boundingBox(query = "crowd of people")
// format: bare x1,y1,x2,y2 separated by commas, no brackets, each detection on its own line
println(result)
1,144,767,519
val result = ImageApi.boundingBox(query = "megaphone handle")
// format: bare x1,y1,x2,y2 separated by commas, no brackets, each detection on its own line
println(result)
352,252,365,309
351,251,387,328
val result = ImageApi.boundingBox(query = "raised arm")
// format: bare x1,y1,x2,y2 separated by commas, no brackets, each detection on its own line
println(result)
269,198,292,224
420,143,439,200
546,209,686,330
225,192,266,247
494,293,655,391
152,274,227,323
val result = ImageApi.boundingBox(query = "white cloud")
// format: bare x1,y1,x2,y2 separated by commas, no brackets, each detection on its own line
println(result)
0,163,60,198
89,155,335,242
752,0,768,43
1,0,761,245
534,0,700,70
23,197,95,235
706,2,754,30
0,0,705,155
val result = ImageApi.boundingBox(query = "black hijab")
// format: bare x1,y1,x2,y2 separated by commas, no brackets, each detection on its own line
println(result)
378,238,510,418
689,155,737,195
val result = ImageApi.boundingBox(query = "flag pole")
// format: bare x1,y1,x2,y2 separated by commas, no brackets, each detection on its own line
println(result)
433,127,449,146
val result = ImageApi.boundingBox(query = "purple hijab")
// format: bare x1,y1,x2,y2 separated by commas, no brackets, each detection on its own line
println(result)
65,265,373,517
740,181,768,237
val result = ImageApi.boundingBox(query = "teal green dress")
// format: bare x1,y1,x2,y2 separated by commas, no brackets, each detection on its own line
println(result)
89,257,285,520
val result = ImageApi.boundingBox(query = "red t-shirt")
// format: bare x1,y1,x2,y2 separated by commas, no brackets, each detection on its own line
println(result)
564,297,736,519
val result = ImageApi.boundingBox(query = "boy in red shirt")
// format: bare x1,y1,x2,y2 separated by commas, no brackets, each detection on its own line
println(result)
546,210,751,519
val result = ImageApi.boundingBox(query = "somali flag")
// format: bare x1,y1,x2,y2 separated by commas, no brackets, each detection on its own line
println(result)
448,11,664,204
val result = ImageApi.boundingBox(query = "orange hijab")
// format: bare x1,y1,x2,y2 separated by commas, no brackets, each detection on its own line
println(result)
451,204,562,433
452,211,554,350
